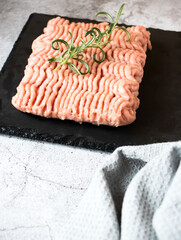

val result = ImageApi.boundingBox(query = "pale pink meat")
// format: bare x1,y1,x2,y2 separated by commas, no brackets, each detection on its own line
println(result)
12,17,151,127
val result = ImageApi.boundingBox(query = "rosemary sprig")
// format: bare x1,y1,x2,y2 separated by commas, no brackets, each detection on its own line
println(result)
48,4,131,75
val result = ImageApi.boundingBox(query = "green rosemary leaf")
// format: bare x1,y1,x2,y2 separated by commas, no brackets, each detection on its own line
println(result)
67,62,80,74
69,32,74,50
48,4,131,74
76,54,84,57
95,11,114,23
48,58,62,63
85,29,97,46
107,23,114,34
116,26,131,41
86,34,90,42
67,60,89,75
88,46,105,63
87,27,102,43
118,3,125,16
76,43,86,54
112,4,125,30
62,50,68,58
51,40,62,61
73,58,89,75
115,4,125,24
80,38,86,44
51,39,69,50
51,39,70,62
103,39,113,46
93,49,105,63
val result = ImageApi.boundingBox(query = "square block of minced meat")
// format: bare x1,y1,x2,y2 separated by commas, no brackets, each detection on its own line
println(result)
12,17,151,127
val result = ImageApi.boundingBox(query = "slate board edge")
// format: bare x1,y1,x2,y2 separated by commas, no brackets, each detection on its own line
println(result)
1,13,180,152
0,125,117,152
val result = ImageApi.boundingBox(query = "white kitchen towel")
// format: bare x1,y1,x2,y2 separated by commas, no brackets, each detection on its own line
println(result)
61,141,181,240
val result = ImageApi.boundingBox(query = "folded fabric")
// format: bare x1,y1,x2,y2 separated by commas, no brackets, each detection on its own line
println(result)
61,141,181,240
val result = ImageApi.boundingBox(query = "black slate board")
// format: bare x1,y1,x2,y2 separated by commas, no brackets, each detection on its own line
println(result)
0,13,181,152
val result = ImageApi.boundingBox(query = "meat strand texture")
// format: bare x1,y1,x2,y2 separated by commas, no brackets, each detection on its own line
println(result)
12,17,152,127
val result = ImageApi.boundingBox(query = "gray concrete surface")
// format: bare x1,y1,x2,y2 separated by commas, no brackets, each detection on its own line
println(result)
0,0,181,239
